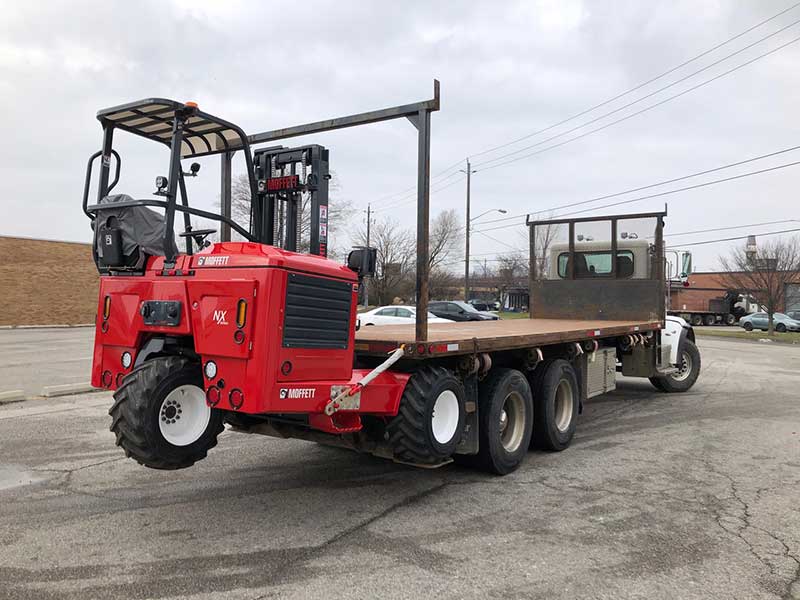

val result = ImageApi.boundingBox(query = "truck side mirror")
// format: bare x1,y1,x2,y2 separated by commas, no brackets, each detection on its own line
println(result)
347,247,377,279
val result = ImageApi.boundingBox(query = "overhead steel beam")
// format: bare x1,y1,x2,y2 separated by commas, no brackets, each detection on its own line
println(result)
220,151,233,242
248,80,439,145
248,81,440,342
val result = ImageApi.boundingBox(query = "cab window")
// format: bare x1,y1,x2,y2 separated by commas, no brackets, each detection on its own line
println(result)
557,250,635,279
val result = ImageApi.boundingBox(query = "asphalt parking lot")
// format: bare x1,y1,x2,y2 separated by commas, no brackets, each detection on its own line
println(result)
1,336,799,599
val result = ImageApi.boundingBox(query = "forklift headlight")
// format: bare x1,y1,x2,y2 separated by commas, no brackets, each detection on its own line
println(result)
204,361,218,380
121,352,132,369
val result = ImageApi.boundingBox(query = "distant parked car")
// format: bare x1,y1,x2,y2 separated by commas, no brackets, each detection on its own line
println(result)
467,300,491,312
787,310,800,321
358,305,451,327
739,312,800,333
429,300,499,322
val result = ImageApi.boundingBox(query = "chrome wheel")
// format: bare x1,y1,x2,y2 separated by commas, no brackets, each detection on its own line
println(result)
554,380,573,433
158,384,211,446
499,391,526,453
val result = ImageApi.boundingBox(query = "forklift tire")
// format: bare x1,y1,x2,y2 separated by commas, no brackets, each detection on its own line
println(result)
529,359,579,452
472,368,534,475
109,356,224,470
387,366,465,465
648,339,701,393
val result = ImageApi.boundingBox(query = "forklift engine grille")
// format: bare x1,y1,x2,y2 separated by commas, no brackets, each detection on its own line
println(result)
282,273,352,349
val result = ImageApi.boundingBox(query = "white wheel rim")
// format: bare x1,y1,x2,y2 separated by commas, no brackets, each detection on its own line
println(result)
431,390,460,444
500,391,526,453
158,384,211,447
671,351,693,382
554,380,573,433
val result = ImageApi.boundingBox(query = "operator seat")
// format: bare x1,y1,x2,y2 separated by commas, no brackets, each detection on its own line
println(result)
93,194,177,271
616,255,634,278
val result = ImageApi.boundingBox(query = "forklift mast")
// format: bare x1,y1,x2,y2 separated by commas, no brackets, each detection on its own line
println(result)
252,145,330,256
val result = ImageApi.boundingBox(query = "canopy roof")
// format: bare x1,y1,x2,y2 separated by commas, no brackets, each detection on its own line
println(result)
97,98,248,158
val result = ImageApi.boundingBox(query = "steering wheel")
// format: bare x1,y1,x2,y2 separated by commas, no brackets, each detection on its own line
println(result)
179,228,216,248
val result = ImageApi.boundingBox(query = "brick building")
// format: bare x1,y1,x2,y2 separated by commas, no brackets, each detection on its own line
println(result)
0,236,99,326
670,271,800,314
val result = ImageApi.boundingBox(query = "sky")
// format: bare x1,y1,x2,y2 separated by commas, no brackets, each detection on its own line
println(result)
1,0,799,272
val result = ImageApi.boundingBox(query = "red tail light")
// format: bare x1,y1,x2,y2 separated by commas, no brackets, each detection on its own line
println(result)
229,389,244,410
206,386,220,406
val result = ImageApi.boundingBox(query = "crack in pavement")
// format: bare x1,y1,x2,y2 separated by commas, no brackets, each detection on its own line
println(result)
250,480,448,600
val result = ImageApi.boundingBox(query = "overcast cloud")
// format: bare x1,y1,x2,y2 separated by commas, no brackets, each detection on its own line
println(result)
1,0,799,270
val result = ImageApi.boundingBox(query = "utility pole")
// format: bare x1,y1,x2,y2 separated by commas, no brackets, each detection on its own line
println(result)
363,203,372,307
463,159,472,302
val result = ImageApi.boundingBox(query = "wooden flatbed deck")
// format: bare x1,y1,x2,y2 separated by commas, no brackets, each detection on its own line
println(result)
355,318,661,358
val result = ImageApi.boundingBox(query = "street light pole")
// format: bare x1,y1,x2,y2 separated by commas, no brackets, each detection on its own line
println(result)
464,160,471,302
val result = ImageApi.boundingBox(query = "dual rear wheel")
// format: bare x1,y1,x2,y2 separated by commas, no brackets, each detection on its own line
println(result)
389,360,580,475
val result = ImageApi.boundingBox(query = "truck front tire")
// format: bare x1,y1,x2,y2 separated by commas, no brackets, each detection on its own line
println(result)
387,366,466,465
109,356,224,470
648,339,701,393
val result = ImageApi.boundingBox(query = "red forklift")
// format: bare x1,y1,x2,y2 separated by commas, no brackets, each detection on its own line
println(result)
84,83,700,475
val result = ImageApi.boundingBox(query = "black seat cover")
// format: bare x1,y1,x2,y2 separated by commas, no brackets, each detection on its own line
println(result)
94,194,177,267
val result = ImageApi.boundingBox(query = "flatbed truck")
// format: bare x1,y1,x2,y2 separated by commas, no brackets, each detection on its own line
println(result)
83,83,700,476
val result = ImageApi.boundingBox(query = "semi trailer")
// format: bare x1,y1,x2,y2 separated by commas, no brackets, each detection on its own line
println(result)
668,287,762,326
84,83,700,475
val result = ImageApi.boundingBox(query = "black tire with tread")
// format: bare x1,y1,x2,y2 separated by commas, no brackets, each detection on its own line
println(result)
648,339,701,393
743,322,753,331
776,323,787,333
473,368,534,475
109,356,224,470
528,359,579,452
387,366,465,465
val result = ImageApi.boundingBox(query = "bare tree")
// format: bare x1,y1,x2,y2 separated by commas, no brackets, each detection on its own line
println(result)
429,209,462,270
226,171,353,252
354,216,415,305
490,252,528,307
718,236,800,334
531,221,562,280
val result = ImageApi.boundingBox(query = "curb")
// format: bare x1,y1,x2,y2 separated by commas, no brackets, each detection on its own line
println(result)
0,324,94,330
41,383,98,398
0,390,26,405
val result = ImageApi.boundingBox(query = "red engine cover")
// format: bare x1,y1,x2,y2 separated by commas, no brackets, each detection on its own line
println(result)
91,242,408,425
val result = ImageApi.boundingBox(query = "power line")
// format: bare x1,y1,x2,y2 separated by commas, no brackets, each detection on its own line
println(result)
369,157,466,208
662,219,800,239
667,227,800,247
472,19,800,172
359,3,800,214
473,230,525,253
372,172,466,213
555,159,800,218
467,144,800,232
470,33,800,175
466,1,800,161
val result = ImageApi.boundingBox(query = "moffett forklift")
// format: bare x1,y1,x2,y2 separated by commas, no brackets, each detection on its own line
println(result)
84,83,699,475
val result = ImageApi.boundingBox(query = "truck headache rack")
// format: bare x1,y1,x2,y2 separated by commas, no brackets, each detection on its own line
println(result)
527,209,667,322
